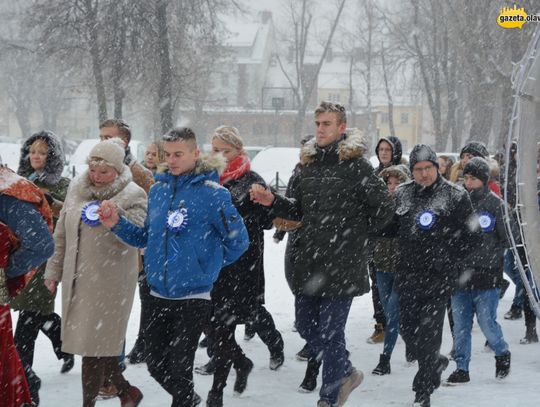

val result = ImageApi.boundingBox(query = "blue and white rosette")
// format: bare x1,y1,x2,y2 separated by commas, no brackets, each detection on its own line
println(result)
81,201,101,227
167,208,189,232
478,211,496,233
416,209,437,230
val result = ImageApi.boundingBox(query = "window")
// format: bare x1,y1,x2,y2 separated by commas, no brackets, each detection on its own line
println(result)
328,93,341,103
401,112,409,124
381,113,389,124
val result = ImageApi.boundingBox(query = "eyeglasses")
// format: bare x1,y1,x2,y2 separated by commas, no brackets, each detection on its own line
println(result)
413,164,435,174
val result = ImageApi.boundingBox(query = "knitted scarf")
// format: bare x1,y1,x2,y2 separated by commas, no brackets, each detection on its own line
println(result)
220,154,251,184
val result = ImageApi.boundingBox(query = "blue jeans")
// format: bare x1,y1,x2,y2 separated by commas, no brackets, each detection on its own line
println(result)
452,289,509,372
504,250,524,308
376,271,400,357
295,295,353,405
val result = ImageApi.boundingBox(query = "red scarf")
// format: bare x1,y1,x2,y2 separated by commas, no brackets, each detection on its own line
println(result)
220,154,251,184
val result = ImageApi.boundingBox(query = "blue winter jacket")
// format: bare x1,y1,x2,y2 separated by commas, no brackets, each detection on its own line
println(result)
112,157,249,299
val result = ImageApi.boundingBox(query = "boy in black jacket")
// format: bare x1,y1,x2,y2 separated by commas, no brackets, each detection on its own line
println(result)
446,157,511,385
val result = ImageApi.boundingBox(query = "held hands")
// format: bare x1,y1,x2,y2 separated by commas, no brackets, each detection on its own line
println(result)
98,200,120,228
249,184,275,206
44,279,57,294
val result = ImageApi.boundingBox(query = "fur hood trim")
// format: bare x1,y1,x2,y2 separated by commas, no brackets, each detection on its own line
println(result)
300,133,367,165
76,165,132,201
156,153,226,175
379,165,411,184
17,131,65,186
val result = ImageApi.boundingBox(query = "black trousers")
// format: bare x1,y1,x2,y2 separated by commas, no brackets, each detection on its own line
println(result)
145,296,210,407
400,295,447,397
130,270,152,356
14,310,67,369
209,303,283,392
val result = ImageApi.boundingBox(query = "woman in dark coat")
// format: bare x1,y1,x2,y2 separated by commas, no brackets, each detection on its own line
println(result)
10,131,74,403
205,126,284,407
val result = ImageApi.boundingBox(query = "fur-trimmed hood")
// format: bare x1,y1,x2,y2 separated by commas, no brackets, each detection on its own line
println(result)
156,153,226,175
379,164,411,184
18,131,65,186
300,133,367,165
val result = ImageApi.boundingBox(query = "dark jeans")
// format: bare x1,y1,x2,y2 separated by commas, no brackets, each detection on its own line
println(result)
504,249,525,308
369,262,386,325
145,296,210,407
14,310,67,370
295,295,353,405
400,295,447,397
376,271,400,356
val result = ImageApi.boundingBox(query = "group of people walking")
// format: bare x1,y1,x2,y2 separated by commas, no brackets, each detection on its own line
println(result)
0,100,535,407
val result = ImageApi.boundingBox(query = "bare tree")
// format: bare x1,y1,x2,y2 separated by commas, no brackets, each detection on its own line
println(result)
276,0,347,138
380,42,396,139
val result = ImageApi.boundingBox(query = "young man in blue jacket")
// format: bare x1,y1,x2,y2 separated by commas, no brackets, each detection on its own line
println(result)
100,127,249,407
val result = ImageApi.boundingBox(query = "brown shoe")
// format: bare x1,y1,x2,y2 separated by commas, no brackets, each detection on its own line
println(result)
119,385,143,407
337,368,364,406
366,323,385,344
97,384,119,400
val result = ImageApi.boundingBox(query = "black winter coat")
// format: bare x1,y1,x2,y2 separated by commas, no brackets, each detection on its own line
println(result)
458,186,511,290
394,175,478,298
272,134,394,298
211,170,273,322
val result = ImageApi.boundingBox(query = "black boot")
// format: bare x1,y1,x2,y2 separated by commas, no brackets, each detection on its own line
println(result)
495,352,511,379
414,392,430,407
60,354,75,374
206,390,223,407
432,354,449,389
520,327,539,344
244,322,256,341
504,304,522,320
299,358,321,392
233,356,254,395
195,357,216,375
26,368,41,406
372,353,391,375
295,343,311,361
269,349,284,370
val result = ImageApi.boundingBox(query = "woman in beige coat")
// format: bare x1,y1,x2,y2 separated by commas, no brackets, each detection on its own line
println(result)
44,139,147,407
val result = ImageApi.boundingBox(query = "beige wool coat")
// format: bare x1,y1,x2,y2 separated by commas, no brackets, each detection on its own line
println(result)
44,166,147,357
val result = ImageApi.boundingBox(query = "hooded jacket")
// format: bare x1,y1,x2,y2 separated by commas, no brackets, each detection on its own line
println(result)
17,131,70,206
373,166,410,273
375,136,403,174
111,154,249,299
272,133,394,298
12,131,70,313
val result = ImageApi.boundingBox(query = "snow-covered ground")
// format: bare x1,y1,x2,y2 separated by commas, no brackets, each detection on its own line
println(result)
15,231,539,407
